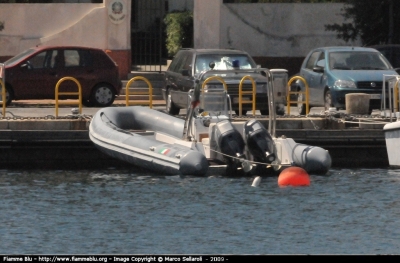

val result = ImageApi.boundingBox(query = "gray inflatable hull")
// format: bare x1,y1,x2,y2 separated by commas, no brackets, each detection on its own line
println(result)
89,106,209,176
89,106,332,176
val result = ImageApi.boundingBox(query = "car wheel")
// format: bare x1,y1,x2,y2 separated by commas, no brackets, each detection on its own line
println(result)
324,90,333,111
297,92,307,115
166,89,180,115
260,109,269,116
90,84,115,107
0,85,13,106
81,99,93,107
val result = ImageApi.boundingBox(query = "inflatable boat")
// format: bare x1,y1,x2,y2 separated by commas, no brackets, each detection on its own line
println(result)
89,72,332,176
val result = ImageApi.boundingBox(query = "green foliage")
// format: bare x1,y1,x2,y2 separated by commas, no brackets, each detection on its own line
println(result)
164,11,193,58
325,0,400,45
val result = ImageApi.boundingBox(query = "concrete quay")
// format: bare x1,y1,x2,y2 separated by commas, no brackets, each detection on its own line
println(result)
0,100,392,170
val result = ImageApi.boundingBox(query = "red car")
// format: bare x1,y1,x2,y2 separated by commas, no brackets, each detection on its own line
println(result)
1,45,122,107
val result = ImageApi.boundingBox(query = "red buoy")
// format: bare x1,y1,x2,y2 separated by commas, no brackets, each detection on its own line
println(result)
278,167,310,187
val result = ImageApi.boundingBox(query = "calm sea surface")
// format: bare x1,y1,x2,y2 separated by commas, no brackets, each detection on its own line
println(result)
1,167,400,255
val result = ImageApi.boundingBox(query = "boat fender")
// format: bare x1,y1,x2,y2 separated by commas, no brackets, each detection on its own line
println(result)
214,120,246,162
251,176,262,187
179,151,209,176
292,144,332,175
244,119,276,163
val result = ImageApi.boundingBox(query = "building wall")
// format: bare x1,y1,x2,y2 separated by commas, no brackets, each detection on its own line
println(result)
0,0,361,78
0,0,131,79
193,0,221,50
169,0,194,12
194,0,361,76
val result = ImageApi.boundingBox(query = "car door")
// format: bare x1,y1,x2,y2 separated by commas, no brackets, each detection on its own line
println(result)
300,50,325,106
175,53,195,108
165,51,185,104
58,48,96,99
11,49,61,99
167,51,194,109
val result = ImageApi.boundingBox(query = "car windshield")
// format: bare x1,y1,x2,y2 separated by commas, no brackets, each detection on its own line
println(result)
195,54,255,74
329,51,391,70
4,48,37,66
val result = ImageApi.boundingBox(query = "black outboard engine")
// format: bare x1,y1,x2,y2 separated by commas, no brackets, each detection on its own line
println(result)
244,120,276,174
214,120,246,175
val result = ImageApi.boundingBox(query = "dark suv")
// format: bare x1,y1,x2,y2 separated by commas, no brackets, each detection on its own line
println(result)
1,45,122,107
162,48,285,115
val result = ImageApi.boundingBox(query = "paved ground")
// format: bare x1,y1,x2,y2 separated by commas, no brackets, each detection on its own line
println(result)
0,100,312,118
2,99,378,118
1,99,166,118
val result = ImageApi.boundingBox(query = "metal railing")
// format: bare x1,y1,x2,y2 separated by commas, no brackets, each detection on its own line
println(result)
55,77,82,117
287,76,309,115
194,68,269,117
393,78,400,115
382,74,400,121
125,76,153,108
0,63,5,116
200,75,230,114
238,75,256,116
395,79,400,114
264,70,276,138
183,75,231,141
201,76,228,90
1,79,5,117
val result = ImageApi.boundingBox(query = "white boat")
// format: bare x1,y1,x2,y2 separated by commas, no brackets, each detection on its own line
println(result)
384,120,400,168
89,70,332,176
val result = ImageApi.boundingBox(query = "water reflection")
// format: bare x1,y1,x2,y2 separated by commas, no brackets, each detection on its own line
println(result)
1,168,400,254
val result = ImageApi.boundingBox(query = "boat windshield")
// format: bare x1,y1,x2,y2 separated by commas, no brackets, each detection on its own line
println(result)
200,89,229,115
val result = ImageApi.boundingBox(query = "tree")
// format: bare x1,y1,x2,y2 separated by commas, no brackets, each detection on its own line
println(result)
325,0,400,45
164,11,193,57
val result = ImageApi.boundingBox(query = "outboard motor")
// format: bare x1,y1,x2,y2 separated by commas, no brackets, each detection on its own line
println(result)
244,119,276,164
214,120,246,175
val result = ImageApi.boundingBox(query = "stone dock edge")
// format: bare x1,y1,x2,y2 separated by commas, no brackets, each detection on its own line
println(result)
0,115,390,170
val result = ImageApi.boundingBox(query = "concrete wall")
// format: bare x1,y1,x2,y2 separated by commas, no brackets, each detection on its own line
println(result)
194,0,361,76
194,0,221,49
169,0,194,12
0,0,131,79
0,0,362,78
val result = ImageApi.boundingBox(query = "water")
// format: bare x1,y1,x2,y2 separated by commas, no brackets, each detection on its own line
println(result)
1,167,400,255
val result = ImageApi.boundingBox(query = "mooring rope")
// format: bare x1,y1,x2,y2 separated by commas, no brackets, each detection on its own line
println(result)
1,110,92,122
207,147,291,168
338,119,392,125
302,109,394,126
